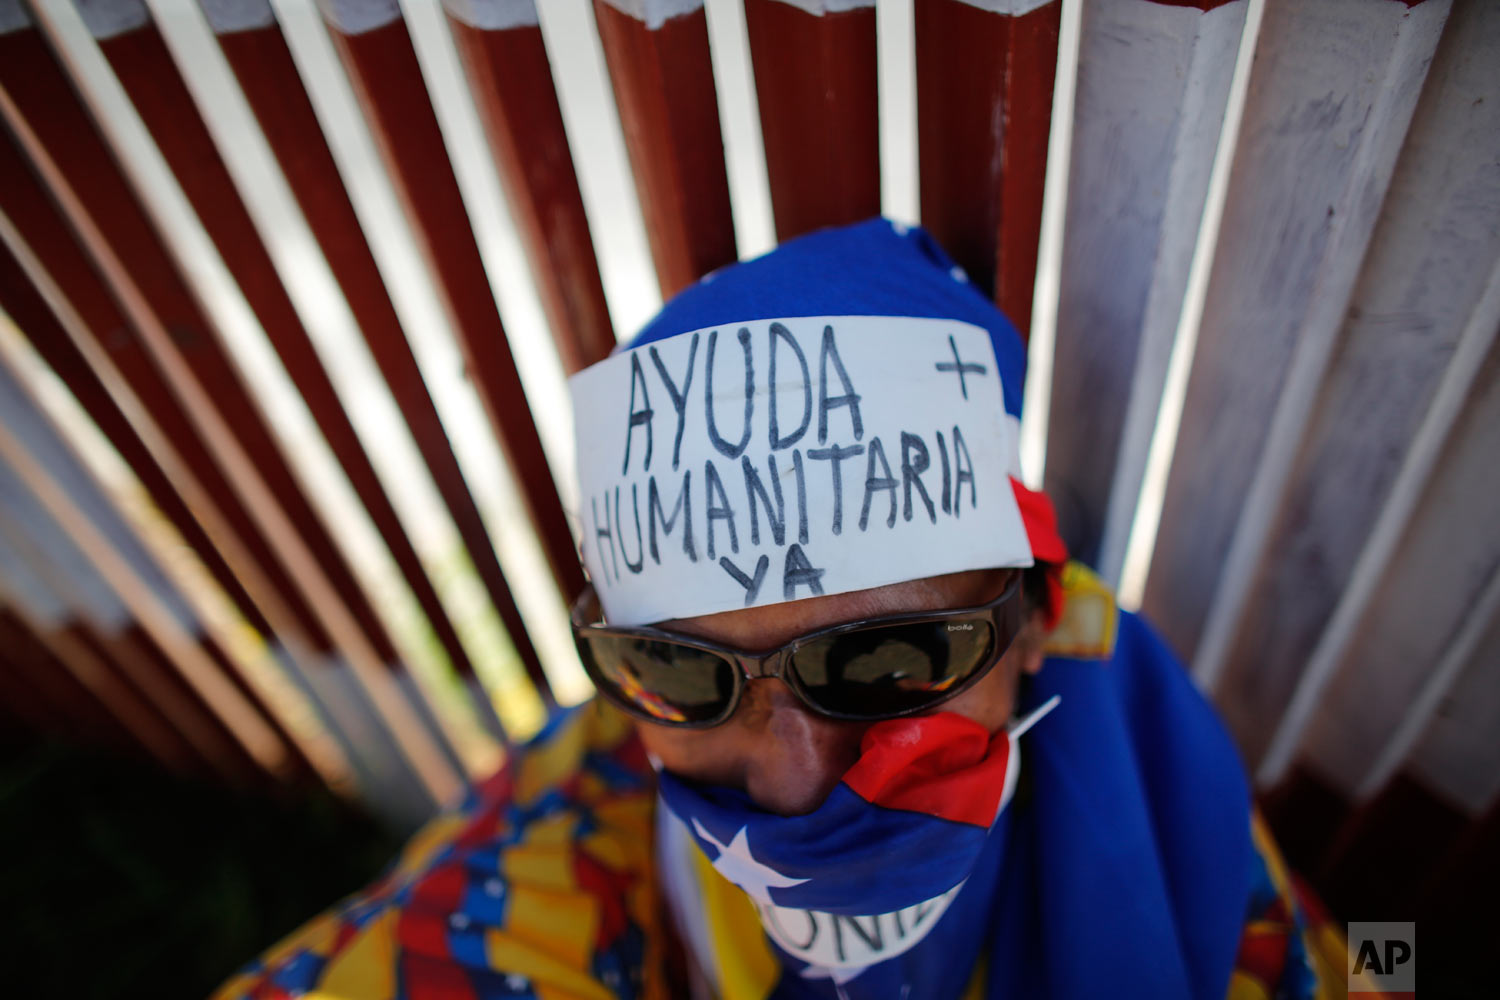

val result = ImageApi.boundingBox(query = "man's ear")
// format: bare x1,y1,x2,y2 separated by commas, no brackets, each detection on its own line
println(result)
1017,609,1050,676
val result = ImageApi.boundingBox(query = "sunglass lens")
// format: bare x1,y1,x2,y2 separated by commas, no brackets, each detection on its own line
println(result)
790,620,996,717
577,635,736,724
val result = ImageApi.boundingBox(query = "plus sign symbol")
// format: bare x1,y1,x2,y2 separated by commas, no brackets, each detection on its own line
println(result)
935,334,988,399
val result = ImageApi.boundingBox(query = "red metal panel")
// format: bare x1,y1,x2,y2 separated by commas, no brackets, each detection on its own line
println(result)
96,22,482,693
1313,773,1468,920
0,28,397,668
0,659,63,739
2,46,459,805
0,653,56,736
213,21,550,700
592,0,736,297
0,129,332,654
0,37,399,671
0,475,267,783
199,633,316,783
1263,771,1494,947
743,0,879,242
93,626,261,779
1417,795,1500,946
1258,764,1351,883
107,623,267,787
0,611,130,750
318,12,584,617
0,151,359,785
0,242,272,640
916,0,1060,334
447,12,616,374
0,604,205,774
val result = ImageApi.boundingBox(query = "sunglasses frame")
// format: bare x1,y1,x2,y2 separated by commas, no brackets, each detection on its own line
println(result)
569,572,1025,728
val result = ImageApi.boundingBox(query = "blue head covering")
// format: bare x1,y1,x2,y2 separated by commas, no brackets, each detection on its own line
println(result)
619,218,1067,580
626,218,1029,419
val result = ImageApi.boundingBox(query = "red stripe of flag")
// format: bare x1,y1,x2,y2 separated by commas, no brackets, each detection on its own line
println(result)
841,713,1010,827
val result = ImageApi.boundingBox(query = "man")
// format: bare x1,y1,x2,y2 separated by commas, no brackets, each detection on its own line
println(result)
217,220,1338,999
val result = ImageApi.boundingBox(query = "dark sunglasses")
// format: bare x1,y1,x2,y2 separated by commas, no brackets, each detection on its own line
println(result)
569,573,1024,728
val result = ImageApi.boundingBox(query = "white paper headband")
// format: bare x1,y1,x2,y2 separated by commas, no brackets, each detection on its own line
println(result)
570,316,1032,625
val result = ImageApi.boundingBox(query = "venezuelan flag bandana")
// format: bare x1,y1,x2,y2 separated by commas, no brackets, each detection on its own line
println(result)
655,698,1059,997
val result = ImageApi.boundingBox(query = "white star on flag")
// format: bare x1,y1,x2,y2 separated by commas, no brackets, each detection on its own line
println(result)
692,819,809,903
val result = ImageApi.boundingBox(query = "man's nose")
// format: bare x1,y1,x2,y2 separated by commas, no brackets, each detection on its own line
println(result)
737,680,868,816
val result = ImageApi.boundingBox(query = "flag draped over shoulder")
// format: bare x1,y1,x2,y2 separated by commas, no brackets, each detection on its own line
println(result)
984,598,1255,998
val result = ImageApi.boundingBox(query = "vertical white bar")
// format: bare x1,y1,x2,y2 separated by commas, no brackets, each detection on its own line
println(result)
1017,0,1080,490
1115,0,1265,612
876,0,917,225
703,0,775,258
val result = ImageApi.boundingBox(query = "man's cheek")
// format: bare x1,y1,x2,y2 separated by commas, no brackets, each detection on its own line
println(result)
636,721,737,783
938,655,1019,733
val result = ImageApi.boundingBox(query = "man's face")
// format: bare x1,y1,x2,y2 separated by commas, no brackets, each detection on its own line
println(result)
635,568,1047,816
